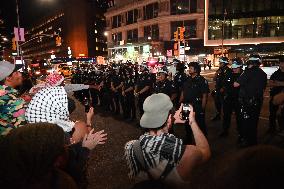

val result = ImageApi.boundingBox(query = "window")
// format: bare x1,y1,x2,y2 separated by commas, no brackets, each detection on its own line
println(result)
112,15,122,28
95,29,98,34
126,9,138,25
112,32,122,43
127,29,138,43
143,3,159,20
144,24,159,40
96,46,99,51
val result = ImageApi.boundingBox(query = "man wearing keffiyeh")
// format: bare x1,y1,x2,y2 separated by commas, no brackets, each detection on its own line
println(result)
125,93,211,186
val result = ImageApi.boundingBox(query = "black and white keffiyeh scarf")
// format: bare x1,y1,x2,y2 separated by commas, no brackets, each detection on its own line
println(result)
25,86,75,132
125,133,185,178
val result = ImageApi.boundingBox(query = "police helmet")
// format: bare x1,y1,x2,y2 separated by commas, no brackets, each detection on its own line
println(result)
231,58,243,69
157,68,168,75
247,54,261,66
188,62,201,74
219,57,229,64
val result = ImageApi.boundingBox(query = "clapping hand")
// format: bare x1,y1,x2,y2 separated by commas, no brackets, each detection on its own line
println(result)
82,129,108,150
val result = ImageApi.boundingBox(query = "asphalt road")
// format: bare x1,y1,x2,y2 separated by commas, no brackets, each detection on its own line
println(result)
69,68,284,189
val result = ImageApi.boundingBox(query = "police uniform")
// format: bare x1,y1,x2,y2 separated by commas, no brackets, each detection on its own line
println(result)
89,70,103,107
182,75,210,138
173,71,187,107
237,64,267,146
212,65,231,120
136,71,153,116
102,72,115,112
154,78,173,97
111,71,123,114
269,68,284,131
221,67,243,137
122,73,136,120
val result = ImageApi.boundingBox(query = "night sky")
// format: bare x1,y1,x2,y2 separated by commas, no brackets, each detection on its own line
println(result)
1,0,62,37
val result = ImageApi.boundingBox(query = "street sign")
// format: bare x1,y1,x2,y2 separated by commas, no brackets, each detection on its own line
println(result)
14,27,25,42
180,46,185,55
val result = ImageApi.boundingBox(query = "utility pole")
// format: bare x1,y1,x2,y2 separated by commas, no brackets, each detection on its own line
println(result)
15,0,24,68
221,9,227,56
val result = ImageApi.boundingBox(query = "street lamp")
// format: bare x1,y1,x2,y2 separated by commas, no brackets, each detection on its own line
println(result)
104,31,108,36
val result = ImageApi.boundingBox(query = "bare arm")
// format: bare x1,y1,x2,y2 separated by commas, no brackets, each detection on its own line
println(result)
201,93,208,110
270,80,284,87
273,92,284,106
138,86,150,95
174,104,211,180
179,91,184,103
115,82,123,90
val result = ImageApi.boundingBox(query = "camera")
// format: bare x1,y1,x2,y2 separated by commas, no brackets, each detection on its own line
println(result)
182,104,191,121
83,97,90,113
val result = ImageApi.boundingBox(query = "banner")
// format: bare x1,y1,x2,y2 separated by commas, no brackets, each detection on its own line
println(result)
14,27,25,42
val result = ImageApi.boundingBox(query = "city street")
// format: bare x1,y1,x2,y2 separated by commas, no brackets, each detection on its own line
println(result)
69,68,284,189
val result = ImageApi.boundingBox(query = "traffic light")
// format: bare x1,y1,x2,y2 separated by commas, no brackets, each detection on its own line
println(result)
174,31,179,41
56,36,62,46
180,27,185,41
12,38,16,51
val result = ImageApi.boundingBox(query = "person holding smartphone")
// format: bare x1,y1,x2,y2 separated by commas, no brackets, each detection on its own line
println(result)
125,94,210,186
179,62,210,143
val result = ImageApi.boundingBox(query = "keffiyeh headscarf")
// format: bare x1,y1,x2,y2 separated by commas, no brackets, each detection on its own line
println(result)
25,86,74,132
125,133,185,178
29,73,65,95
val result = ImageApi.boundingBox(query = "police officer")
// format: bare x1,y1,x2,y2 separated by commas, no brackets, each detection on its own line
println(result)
268,57,284,133
102,69,115,112
110,65,123,115
122,69,136,121
89,68,103,107
173,61,187,108
234,54,267,147
154,69,173,99
135,64,153,117
219,58,243,139
180,62,210,141
211,57,230,121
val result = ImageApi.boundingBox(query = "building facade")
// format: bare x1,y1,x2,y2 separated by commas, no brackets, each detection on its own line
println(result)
21,0,108,61
204,0,284,61
105,0,205,63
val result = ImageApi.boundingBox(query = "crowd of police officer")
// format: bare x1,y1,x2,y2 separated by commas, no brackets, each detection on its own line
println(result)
70,54,283,148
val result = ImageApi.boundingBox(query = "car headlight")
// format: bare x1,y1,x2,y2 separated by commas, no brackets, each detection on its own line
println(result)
35,71,41,75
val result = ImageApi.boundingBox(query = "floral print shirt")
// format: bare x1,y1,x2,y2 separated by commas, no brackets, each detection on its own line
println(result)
0,85,27,136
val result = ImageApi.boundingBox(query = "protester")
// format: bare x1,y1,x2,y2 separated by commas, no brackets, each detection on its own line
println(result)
125,93,210,186
0,61,26,136
25,85,91,143
0,122,107,189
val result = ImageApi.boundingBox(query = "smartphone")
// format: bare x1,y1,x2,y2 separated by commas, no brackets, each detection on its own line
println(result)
182,104,191,121
83,97,90,113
